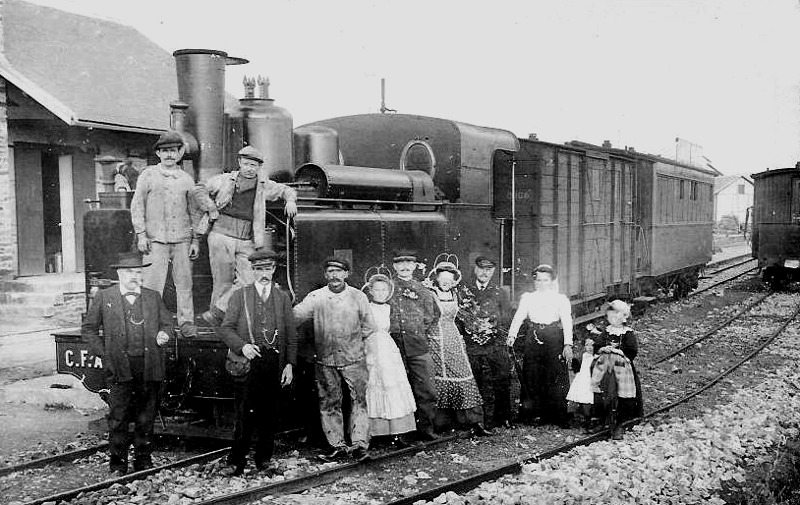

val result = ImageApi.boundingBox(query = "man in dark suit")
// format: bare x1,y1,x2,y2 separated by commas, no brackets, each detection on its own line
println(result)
456,255,513,430
218,249,297,476
83,252,174,476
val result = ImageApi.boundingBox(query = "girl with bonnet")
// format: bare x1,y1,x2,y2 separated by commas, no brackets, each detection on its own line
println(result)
363,272,417,444
507,264,574,427
589,299,642,439
427,257,489,436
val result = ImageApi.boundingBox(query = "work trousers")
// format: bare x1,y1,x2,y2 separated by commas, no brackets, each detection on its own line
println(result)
316,360,369,450
107,357,161,470
398,352,438,435
143,241,194,325
207,231,255,313
467,344,512,429
231,350,280,466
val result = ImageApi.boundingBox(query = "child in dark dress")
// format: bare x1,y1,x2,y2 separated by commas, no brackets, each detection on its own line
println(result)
590,300,642,440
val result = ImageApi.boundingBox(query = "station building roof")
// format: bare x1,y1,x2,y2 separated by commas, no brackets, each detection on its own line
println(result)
1,0,174,134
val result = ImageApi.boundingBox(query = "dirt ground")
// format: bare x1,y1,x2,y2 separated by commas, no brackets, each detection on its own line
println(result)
0,360,106,465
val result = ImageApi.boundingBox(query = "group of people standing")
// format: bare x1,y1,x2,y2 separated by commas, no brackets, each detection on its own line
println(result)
83,129,642,478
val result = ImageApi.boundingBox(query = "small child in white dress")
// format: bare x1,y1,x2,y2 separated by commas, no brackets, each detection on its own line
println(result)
363,274,417,446
566,338,595,432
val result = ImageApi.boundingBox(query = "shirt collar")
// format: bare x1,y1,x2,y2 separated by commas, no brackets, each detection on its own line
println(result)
255,281,272,297
119,286,141,296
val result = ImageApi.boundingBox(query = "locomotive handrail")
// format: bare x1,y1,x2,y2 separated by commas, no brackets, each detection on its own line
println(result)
296,196,445,207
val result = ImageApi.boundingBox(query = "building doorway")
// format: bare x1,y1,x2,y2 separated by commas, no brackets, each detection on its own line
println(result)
42,151,63,273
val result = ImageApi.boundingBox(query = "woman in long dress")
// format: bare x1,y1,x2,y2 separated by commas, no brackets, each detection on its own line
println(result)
363,274,417,442
507,264,574,427
427,261,489,435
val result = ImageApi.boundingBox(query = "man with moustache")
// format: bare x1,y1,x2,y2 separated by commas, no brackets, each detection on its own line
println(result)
389,249,440,441
217,249,296,476
456,255,513,430
131,130,200,337
83,252,173,476
193,146,298,326
293,257,375,462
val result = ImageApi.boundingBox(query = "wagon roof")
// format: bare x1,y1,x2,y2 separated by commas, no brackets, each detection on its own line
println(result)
1,0,174,133
751,167,800,179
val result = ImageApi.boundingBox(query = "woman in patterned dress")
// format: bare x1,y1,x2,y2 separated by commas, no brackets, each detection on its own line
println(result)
427,261,489,435
363,274,417,443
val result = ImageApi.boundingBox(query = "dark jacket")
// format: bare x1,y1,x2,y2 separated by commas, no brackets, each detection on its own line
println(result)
83,287,173,383
218,284,297,370
389,278,441,357
456,278,511,351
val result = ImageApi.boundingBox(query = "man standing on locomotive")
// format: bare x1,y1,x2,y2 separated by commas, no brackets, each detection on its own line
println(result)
193,145,298,327
293,257,375,462
389,250,440,441
131,130,200,337
456,255,513,430
83,252,173,476
217,249,296,476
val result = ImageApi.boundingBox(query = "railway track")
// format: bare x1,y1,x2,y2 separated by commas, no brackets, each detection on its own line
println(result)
692,257,758,297
6,263,783,505
129,293,796,505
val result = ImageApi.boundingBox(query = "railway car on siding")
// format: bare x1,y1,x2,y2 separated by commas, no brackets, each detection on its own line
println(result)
751,166,800,289
54,48,714,436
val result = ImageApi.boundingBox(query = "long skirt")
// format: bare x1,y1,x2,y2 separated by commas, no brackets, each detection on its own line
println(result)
520,323,570,426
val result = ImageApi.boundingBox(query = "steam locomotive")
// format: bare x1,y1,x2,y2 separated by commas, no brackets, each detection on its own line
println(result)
55,48,714,436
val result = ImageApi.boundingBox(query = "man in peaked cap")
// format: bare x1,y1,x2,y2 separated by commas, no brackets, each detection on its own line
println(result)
193,145,298,327
83,252,173,476
293,256,375,462
217,249,296,476
389,248,441,441
456,254,513,430
131,130,200,337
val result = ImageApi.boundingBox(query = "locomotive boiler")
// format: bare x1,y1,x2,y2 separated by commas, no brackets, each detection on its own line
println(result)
54,48,715,436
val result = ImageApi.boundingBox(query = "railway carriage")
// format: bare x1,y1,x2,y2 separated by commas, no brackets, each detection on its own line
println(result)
54,48,714,436
751,166,800,289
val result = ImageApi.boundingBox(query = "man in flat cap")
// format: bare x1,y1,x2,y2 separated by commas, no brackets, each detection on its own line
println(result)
389,249,440,441
456,254,513,430
217,249,296,476
193,145,298,327
293,257,375,462
83,252,173,476
131,130,200,337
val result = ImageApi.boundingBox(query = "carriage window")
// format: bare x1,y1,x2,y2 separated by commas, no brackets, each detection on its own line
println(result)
679,180,685,199
400,140,436,176
691,181,698,201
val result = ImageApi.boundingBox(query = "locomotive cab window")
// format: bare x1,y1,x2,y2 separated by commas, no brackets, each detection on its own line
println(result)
400,140,436,177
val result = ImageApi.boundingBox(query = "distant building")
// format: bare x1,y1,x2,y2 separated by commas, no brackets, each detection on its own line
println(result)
713,175,753,229
0,0,177,277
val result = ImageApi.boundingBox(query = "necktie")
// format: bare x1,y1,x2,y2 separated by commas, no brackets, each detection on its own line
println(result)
124,292,140,298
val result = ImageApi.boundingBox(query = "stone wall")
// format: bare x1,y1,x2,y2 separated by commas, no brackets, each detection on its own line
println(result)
0,76,16,278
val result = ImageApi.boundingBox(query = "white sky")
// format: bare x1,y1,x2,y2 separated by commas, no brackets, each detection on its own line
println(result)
25,0,800,175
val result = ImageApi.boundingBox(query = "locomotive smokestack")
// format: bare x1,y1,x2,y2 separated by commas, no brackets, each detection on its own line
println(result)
173,49,247,182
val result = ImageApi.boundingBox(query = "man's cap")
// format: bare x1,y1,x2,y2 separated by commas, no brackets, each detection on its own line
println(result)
475,255,496,268
392,249,418,263
111,251,151,269
238,145,264,164
154,130,184,150
324,256,350,271
249,249,279,267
